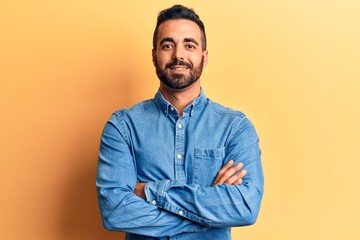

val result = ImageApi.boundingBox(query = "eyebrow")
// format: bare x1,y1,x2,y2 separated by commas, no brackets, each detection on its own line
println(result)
159,37,199,46
159,38,175,46
184,38,199,46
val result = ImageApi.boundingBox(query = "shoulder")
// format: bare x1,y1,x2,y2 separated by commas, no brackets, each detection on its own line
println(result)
208,99,246,120
105,99,157,130
207,99,257,140
111,99,156,119
104,99,156,141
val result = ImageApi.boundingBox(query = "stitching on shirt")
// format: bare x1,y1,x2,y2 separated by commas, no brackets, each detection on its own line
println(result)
208,100,246,118
227,117,246,144
194,147,226,159
130,99,154,112
208,100,248,146
111,100,156,143
113,110,131,144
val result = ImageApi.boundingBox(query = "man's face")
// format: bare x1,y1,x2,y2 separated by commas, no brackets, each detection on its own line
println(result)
153,19,208,90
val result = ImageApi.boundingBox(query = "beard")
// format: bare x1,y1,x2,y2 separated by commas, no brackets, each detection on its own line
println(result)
155,57,204,90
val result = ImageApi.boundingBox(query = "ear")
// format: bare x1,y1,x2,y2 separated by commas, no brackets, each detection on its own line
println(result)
202,50,209,67
152,49,156,66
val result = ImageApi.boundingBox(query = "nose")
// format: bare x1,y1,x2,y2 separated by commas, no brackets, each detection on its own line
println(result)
173,46,185,61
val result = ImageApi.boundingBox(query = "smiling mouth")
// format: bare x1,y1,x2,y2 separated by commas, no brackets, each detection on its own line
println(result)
169,66,189,71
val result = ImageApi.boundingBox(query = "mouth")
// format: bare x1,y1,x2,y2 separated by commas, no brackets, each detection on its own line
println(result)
169,65,189,72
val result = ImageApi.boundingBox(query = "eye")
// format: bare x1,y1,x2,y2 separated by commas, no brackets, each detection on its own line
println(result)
161,44,174,50
186,44,196,50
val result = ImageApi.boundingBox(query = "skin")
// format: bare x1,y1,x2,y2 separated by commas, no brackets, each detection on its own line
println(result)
134,19,247,199
153,19,208,116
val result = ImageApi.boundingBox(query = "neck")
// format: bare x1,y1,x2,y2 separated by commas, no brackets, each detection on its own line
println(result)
159,81,201,116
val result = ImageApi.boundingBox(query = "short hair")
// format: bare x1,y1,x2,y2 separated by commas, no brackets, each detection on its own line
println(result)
153,5,207,51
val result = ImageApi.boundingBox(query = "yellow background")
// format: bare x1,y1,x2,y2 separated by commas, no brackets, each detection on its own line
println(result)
1,0,359,239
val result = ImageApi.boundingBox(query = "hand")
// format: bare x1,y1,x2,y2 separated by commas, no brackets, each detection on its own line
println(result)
212,160,247,186
134,182,146,200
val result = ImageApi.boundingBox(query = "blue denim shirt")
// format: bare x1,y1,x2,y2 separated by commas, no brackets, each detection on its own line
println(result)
97,89,264,240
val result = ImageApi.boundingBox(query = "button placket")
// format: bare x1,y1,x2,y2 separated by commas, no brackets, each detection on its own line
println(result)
174,118,185,181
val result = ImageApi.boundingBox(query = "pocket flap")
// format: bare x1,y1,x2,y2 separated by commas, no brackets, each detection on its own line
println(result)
194,147,225,159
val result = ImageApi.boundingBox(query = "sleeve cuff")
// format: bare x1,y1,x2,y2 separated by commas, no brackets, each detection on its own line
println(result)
144,180,169,204
144,180,213,226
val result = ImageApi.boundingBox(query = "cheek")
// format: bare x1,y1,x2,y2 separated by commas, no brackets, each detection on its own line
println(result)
155,54,169,68
191,55,204,67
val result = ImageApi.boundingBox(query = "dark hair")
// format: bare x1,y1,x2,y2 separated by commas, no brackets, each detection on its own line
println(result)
153,5,207,51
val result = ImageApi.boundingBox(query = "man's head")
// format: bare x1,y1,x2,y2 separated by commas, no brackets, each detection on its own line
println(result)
153,5,207,51
152,5,208,90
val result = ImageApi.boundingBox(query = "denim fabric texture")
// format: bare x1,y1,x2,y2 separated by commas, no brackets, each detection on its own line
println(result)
96,89,264,240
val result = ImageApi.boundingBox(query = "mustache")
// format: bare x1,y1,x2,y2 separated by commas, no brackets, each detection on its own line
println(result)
165,60,192,69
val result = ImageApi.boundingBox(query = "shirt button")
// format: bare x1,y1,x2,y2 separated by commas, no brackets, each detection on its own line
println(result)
170,107,174,111
152,200,157,205
178,210,184,215
177,154,182,159
177,123,182,129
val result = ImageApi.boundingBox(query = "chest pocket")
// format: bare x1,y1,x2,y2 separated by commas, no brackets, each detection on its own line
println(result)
192,147,226,186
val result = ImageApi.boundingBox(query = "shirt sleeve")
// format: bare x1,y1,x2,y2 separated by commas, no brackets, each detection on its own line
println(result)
96,113,209,237
144,116,264,228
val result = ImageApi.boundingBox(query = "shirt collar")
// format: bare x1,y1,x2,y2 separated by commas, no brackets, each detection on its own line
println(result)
154,88,208,117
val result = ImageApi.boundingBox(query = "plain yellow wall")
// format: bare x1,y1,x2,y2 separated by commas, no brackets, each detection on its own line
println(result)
1,0,359,239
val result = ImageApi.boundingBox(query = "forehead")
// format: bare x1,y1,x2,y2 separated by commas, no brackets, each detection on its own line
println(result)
156,19,202,43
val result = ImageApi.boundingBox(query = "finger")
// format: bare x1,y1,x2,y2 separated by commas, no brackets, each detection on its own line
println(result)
232,173,245,185
224,168,246,185
215,162,244,185
212,160,234,185
225,175,242,185
212,160,236,185
232,178,243,185
225,169,247,185
217,162,243,184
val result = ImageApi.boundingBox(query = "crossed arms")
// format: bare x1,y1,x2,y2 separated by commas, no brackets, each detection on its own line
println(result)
96,115,264,237
134,160,248,199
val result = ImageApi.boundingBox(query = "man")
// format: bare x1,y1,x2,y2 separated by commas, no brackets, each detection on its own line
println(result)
97,5,264,240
